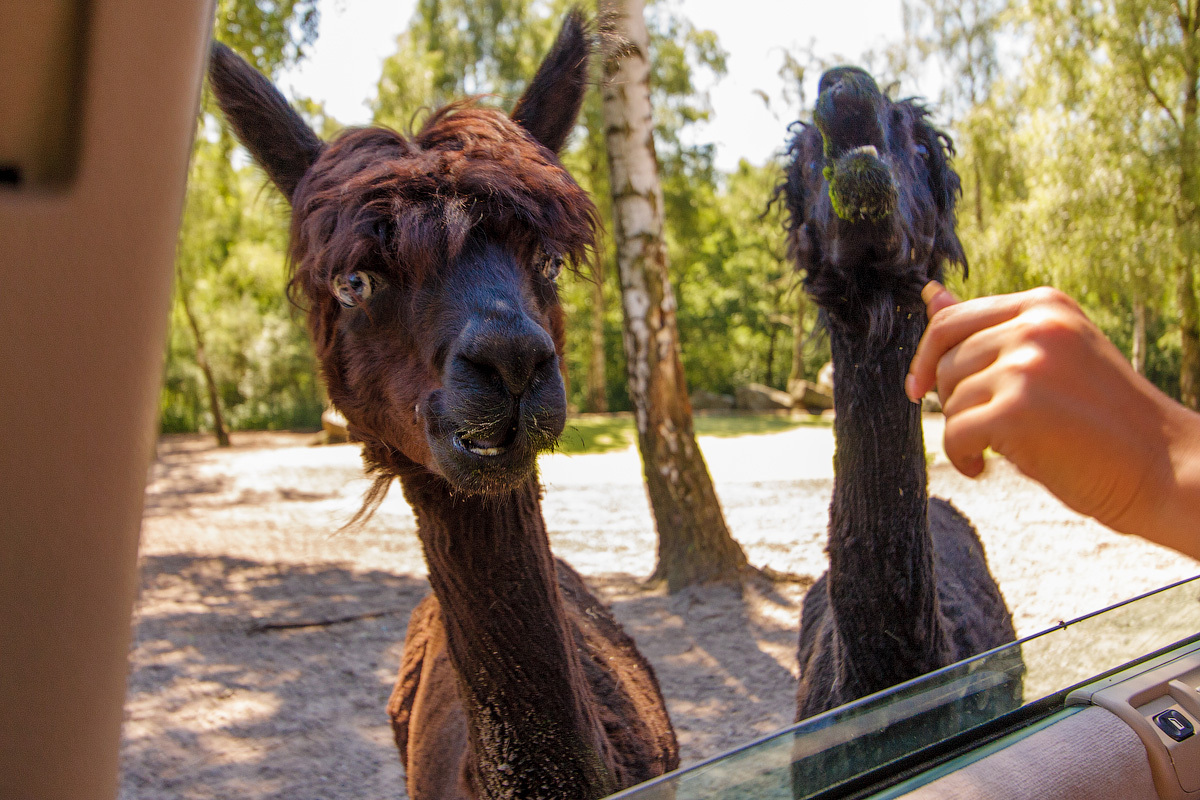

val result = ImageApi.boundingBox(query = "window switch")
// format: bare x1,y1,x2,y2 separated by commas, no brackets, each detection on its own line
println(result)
1155,709,1195,742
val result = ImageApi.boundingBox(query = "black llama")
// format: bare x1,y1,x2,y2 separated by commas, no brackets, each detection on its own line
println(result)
781,67,1021,722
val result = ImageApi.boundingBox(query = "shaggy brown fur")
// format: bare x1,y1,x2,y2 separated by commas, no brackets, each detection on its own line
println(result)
286,107,594,497
780,67,1021,721
208,11,677,799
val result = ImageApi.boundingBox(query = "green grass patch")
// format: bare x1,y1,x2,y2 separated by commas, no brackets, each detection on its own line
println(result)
693,414,831,437
556,413,831,455
557,416,638,454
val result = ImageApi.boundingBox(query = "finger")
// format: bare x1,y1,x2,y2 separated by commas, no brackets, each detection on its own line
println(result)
933,323,1009,406
921,280,959,318
941,403,998,478
907,283,962,401
907,292,1032,401
939,366,997,420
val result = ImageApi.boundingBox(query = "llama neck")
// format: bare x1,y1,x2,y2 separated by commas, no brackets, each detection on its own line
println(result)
825,308,951,694
400,474,617,800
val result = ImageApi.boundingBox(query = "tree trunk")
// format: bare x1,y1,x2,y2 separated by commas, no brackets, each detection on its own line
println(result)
1132,294,1147,376
1177,19,1200,409
764,325,778,387
599,0,748,591
586,262,609,412
971,142,984,229
177,269,230,448
787,289,808,391
583,109,611,415
1176,251,1200,408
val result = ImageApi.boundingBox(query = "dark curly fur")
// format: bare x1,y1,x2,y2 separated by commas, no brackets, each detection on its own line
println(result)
779,68,966,346
208,10,677,799
779,67,1020,723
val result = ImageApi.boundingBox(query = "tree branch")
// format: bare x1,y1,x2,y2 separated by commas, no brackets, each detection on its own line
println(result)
1135,25,1181,129
249,607,405,633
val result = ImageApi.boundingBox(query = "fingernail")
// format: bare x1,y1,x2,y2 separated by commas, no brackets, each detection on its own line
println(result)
904,373,920,403
921,281,945,305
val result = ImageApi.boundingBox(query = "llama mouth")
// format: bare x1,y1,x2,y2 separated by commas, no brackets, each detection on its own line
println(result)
464,442,505,457
421,385,564,493
845,144,879,159
454,425,518,459
458,436,507,457
826,144,898,223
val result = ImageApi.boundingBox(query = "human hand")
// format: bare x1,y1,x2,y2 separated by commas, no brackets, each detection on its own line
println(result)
906,282,1200,550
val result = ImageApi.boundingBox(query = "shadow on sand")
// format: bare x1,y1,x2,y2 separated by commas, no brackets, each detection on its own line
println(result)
122,554,424,800
121,554,806,799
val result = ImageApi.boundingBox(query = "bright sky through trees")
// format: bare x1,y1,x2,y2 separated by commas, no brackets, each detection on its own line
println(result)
181,0,1200,434
279,0,910,171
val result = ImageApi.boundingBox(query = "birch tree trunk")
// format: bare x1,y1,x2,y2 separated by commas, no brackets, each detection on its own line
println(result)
1132,295,1147,376
599,0,749,590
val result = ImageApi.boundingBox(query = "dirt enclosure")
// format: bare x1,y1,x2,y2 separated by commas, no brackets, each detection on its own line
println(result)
121,420,1200,799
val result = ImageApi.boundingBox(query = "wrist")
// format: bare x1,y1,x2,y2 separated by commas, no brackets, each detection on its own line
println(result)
1138,392,1200,560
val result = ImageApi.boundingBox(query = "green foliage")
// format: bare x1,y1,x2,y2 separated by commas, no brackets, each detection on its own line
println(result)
212,0,319,77
895,0,1199,401
556,413,826,455
373,0,572,129
163,0,326,437
166,0,1200,432
370,0,810,412
167,1,830,434
672,160,815,394
165,146,326,433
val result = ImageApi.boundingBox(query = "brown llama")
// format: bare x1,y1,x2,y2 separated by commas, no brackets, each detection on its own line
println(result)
779,67,1022,722
208,12,678,798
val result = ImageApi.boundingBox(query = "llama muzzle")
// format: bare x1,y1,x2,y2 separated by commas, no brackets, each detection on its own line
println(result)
815,68,899,224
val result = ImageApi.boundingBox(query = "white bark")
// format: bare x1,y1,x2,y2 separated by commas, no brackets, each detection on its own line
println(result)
600,0,669,437
599,0,747,590
1133,295,1147,375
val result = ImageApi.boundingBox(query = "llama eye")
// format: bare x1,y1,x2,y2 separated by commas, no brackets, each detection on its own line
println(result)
334,271,375,308
915,143,929,158
539,253,564,281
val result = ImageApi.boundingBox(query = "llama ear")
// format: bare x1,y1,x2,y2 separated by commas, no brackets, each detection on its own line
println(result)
511,9,591,154
780,130,812,272
207,42,324,202
916,122,969,280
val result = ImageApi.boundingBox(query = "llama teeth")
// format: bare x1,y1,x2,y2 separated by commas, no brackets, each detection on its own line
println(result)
460,436,505,457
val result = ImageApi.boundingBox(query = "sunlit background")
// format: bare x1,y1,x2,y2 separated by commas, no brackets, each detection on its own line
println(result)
278,0,920,171
174,0,1195,436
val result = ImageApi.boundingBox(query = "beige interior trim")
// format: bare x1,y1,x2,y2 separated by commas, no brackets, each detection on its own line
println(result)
0,2,213,799
897,705,1159,800
0,1,87,186
1069,645,1200,799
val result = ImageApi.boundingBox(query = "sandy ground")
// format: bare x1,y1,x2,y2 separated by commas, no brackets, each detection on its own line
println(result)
120,418,1200,799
